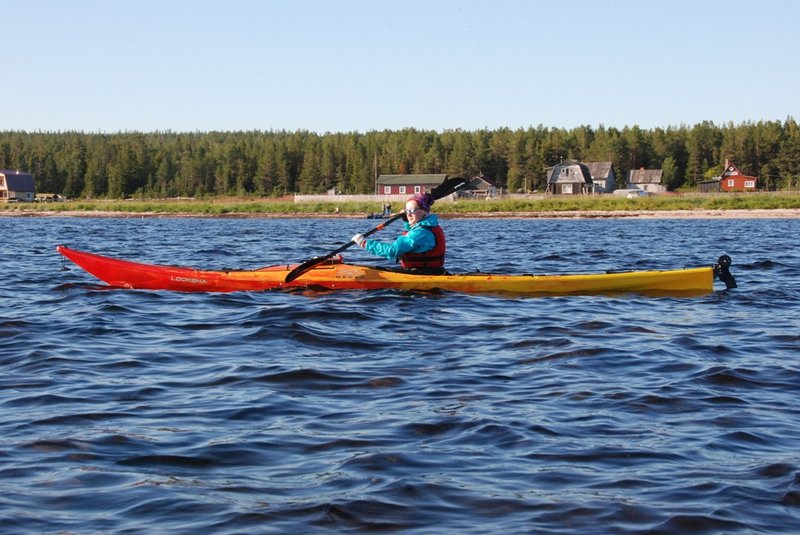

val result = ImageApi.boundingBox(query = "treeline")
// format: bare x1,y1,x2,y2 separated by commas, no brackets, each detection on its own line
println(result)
2,118,799,198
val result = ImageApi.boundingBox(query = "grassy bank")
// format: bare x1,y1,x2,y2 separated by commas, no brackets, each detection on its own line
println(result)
3,192,800,216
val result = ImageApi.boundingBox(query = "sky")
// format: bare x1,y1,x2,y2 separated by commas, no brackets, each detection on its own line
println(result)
2,0,798,134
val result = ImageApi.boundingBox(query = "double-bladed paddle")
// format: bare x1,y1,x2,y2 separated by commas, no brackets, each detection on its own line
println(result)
284,176,468,283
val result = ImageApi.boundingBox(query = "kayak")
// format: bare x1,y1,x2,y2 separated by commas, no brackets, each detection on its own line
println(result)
56,245,737,296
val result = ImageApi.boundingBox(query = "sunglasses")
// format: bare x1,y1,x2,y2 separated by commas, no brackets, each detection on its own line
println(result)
404,208,422,215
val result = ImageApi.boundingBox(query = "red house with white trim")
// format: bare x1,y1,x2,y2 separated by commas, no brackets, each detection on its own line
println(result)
719,161,757,192
375,174,447,195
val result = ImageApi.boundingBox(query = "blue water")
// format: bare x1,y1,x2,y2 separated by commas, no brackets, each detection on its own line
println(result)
2,215,800,534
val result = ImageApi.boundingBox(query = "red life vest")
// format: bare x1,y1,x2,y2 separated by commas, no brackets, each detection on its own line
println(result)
400,225,446,270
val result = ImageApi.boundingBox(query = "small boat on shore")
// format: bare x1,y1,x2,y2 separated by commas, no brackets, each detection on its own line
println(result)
56,245,737,296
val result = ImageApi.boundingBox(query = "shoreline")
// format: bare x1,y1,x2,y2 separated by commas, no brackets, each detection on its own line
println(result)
445,209,800,219
2,208,800,219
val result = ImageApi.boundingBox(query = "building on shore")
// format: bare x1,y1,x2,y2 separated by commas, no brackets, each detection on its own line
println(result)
375,174,447,195
628,168,665,194
545,161,593,195
699,160,758,192
0,170,36,202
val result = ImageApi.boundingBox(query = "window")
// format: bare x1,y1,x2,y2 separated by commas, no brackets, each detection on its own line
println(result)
745,180,755,188
727,179,735,187
414,186,421,193
399,186,406,194
383,186,391,194
562,184,573,194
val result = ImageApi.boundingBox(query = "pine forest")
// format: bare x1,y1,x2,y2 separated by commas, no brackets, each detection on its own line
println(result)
2,118,799,199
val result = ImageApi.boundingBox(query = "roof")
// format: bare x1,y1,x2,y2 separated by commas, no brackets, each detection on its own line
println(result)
628,168,663,184
466,176,495,190
547,161,593,184
584,161,614,179
376,174,447,186
0,170,35,191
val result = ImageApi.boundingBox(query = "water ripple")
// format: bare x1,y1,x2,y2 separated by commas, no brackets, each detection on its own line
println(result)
2,217,800,533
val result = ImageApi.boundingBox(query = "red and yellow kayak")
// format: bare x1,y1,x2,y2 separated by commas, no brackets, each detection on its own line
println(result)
56,245,736,296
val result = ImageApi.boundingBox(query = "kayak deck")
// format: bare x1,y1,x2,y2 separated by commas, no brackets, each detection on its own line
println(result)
56,245,736,296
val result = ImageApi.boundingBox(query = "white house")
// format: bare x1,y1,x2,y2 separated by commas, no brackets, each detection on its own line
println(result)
584,162,617,193
627,168,665,194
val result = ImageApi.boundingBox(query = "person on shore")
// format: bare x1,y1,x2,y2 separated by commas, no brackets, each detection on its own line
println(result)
351,193,446,273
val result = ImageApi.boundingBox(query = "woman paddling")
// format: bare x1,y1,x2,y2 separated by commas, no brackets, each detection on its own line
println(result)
351,192,446,274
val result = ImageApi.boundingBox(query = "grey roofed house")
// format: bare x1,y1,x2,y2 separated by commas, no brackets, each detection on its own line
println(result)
545,161,593,195
627,168,665,193
0,169,36,202
584,161,616,193
463,173,496,197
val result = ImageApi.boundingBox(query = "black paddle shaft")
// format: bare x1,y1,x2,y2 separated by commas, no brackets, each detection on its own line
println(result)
284,176,467,283
283,212,404,283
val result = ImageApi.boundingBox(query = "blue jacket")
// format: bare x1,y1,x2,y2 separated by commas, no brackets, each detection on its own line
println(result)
364,214,440,262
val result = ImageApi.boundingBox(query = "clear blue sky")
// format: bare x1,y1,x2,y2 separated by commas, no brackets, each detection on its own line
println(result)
2,0,797,134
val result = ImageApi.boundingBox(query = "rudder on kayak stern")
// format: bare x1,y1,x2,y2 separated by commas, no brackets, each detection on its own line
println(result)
713,255,737,289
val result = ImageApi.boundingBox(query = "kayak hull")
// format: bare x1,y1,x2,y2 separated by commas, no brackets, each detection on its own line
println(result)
56,245,728,296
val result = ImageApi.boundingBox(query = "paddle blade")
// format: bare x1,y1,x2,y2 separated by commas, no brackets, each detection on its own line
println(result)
431,176,468,200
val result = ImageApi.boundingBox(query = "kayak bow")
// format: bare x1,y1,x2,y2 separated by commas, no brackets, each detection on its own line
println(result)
56,245,736,296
